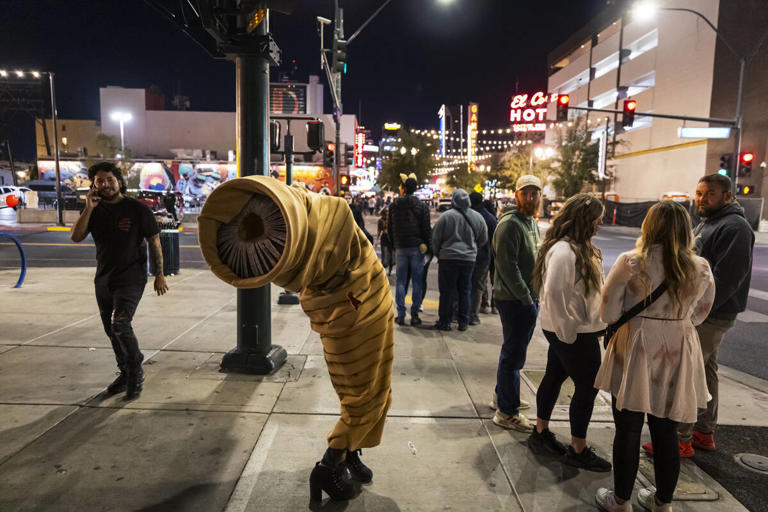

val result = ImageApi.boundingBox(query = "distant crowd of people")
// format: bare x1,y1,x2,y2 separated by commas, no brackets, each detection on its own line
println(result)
371,171,753,512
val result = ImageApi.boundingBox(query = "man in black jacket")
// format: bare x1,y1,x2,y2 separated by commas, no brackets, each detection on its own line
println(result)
388,175,431,326
469,192,497,325
647,173,754,458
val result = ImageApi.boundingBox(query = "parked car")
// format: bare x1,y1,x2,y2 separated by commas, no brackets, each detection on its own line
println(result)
136,189,184,227
0,186,31,209
437,197,452,212
25,180,77,209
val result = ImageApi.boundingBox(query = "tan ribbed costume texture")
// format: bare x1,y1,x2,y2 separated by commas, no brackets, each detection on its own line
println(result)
198,176,394,450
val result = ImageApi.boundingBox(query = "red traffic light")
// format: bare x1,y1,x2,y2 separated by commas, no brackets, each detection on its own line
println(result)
558,94,570,106
327,143,335,152
741,152,754,163
625,100,637,112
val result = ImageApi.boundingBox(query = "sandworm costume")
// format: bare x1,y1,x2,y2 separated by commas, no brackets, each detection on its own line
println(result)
198,176,393,450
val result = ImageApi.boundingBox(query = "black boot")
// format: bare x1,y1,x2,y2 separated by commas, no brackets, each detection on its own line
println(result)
345,449,373,483
124,365,144,401
106,365,127,395
309,448,355,502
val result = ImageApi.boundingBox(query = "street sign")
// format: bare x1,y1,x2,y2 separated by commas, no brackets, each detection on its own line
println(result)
597,129,608,179
678,127,732,139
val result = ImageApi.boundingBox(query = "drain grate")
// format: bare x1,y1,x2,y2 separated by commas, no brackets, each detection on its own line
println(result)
735,453,768,475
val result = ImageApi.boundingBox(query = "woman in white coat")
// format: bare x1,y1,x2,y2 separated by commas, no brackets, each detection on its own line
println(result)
530,193,611,471
595,200,715,512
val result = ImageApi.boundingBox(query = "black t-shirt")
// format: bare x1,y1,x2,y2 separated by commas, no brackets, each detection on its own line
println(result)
87,197,160,286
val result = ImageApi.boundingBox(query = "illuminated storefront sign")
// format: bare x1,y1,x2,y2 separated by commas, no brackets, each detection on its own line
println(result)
509,91,555,132
384,122,401,131
438,104,446,157
467,103,478,171
354,132,366,168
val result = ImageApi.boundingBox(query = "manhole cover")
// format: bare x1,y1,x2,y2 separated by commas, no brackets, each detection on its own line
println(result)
736,453,768,475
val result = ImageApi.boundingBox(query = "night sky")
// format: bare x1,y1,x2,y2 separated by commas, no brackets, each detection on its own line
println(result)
1,0,610,161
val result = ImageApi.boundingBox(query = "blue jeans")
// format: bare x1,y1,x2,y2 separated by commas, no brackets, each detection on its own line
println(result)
495,299,538,415
395,247,424,318
437,259,475,326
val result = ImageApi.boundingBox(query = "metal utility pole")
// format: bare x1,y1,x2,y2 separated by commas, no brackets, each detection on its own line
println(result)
144,1,295,375
48,72,63,226
5,140,17,186
334,2,343,195
221,14,287,374
277,119,299,305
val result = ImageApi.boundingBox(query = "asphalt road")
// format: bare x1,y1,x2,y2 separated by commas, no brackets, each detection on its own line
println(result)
2,208,767,380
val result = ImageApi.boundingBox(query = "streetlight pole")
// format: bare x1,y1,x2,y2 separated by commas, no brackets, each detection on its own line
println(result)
633,4,768,191
48,72,63,226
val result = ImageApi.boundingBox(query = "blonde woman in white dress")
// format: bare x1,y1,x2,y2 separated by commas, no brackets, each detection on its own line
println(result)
595,200,715,512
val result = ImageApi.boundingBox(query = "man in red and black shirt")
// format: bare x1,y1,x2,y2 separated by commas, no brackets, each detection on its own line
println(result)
71,162,168,400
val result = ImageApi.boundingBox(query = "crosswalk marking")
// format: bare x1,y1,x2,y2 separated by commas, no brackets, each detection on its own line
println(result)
738,310,768,323
749,288,768,301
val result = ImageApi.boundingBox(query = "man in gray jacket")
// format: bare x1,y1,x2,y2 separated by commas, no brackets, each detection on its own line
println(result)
431,189,488,331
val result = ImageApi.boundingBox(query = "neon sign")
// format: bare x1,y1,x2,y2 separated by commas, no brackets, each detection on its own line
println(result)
354,132,366,168
510,92,556,132
467,103,478,171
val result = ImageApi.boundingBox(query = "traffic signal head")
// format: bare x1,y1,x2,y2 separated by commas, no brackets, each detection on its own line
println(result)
269,120,281,152
556,94,569,122
622,99,637,128
737,184,754,195
306,121,324,151
344,146,355,167
719,153,733,175
332,37,348,74
738,152,754,177
340,175,349,186
323,142,335,167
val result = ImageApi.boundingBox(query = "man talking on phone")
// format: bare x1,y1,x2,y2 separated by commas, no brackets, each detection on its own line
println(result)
71,162,169,400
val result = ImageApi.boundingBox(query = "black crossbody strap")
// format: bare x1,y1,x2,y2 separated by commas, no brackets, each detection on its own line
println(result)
456,209,477,239
612,281,669,331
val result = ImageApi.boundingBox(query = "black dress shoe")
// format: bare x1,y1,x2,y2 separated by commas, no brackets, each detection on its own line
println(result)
345,449,372,483
124,365,144,401
410,314,422,327
309,461,356,501
106,370,127,395
457,323,468,331
395,316,406,326
431,323,451,331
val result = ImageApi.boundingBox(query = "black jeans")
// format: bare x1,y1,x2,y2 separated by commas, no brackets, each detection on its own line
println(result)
537,330,601,438
495,299,538,415
612,397,680,504
437,259,474,326
95,282,146,369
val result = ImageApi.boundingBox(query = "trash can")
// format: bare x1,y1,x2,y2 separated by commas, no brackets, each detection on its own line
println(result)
160,229,180,275
148,229,180,276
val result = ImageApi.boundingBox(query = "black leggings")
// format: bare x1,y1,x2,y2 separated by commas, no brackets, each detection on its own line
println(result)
612,398,680,504
537,330,601,438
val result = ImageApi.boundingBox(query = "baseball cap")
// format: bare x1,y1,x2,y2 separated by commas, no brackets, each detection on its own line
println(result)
516,175,542,191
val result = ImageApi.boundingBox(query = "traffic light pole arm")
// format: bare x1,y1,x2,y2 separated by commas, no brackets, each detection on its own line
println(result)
568,106,736,126
346,0,393,43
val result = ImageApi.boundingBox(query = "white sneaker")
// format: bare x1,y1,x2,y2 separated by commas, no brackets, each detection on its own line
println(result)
638,487,672,511
492,411,534,432
595,488,631,512
489,393,530,411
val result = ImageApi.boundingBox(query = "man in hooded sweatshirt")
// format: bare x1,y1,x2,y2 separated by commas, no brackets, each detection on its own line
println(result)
431,188,488,331
491,175,541,432
643,173,754,458
469,191,497,325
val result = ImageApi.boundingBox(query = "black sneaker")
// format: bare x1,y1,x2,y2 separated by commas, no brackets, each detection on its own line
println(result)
469,316,480,326
528,428,568,457
564,445,612,472
457,323,468,331
431,322,451,331
106,370,127,395
410,314,422,327
395,316,406,326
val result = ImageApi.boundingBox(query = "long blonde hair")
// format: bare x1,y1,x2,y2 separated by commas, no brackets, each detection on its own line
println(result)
636,200,698,315
533,194,605,296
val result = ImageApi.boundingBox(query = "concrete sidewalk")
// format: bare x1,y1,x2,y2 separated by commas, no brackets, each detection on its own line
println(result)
0,267,765,511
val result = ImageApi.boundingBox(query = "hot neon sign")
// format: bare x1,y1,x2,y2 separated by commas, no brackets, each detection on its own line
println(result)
510,92,556,132
468,103,478,171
